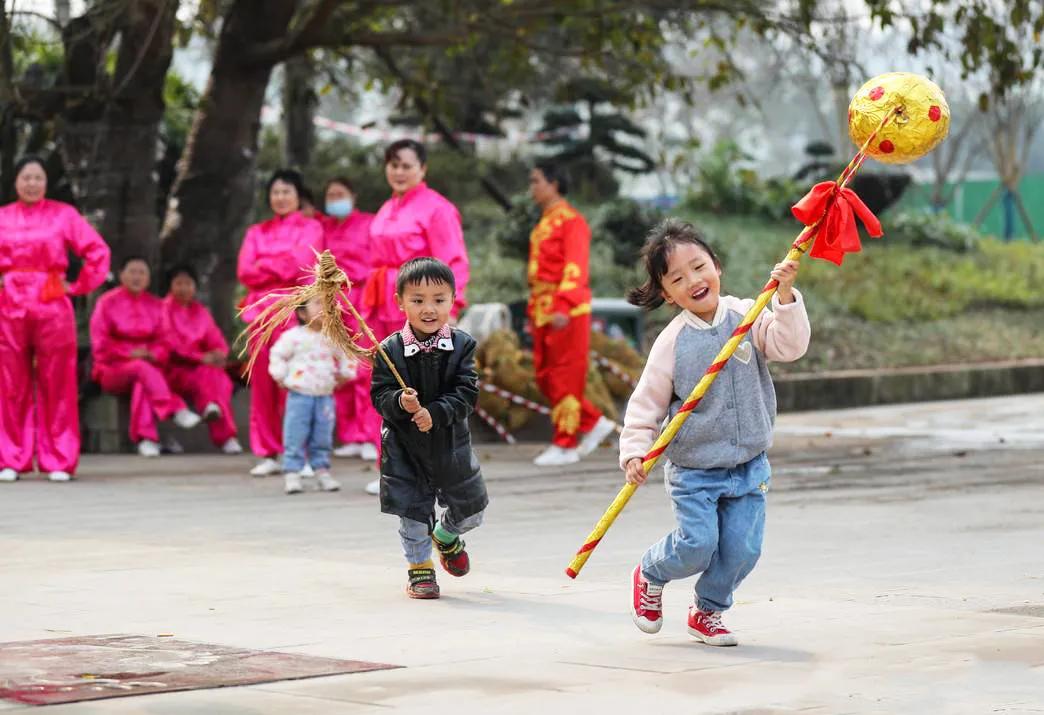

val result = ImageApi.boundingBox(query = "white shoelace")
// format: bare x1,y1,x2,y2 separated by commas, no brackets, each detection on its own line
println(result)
640,585,663,611
702,610,725,631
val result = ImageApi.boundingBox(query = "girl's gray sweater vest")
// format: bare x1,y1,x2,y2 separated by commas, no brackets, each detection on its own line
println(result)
665,309,776,470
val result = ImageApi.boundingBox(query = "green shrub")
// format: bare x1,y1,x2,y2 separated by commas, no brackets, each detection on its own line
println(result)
884,210,985,252
683,140,803,220
593,198,665,267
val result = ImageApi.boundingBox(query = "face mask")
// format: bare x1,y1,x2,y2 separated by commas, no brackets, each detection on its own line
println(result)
325,198,353,218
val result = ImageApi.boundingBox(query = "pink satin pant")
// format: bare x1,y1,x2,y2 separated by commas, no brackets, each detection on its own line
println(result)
167,364,237,447
0,297,81,473
95,360,187,443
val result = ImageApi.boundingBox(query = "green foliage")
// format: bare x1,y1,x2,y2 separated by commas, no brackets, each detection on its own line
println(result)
593,198,665,268
536,77,656,202
884,210,984,252
683,141,803,221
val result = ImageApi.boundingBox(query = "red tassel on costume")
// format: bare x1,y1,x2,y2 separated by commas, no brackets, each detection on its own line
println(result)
792,180,883,265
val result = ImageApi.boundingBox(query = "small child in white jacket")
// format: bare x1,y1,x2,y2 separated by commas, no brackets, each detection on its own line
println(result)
269,297,356,494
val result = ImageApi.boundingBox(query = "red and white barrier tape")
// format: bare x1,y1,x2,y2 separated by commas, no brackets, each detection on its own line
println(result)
590,352,639,388
474,405,517,445
477,380,550,415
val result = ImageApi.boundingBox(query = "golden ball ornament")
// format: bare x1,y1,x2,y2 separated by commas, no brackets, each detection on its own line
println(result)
848,72,949,164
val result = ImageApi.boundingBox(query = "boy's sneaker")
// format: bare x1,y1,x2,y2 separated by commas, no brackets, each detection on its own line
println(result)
364,478,380,495
284,472,303,495
220,437,243,455
0,468,19,482
433,535,470,577
406,567,440,599
631,565,663,634
48,471,73,482
316,470,340,492
202,402,222,422
687,607,738,646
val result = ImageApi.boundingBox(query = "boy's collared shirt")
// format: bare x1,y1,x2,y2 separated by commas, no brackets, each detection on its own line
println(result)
402,322,454,356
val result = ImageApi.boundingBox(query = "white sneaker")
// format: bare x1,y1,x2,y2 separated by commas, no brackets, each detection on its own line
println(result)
364,478,380,495
316,471,341,492
173,409,202,430
0,468,19,482
220,437,243,455
359,443,379,462
250,458,282,477
533,445,580,467
333,443,362,458
300,463,315,478
577,416,618,457
48,471,73,482
284,472,303,494
137,440,161,458
202,402,222,422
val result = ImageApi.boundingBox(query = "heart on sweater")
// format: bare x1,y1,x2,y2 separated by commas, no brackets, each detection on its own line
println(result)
734,340,753,365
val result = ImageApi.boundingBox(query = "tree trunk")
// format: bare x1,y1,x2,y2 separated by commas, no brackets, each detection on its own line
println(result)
282,54,316,170
60,0,177,270
0,5,18,203
159,0,298,336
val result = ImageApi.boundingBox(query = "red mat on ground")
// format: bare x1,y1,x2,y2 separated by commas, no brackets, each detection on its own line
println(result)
0,634,401,706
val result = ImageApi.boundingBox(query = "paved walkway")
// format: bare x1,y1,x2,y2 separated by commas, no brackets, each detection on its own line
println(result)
2,394,1043,714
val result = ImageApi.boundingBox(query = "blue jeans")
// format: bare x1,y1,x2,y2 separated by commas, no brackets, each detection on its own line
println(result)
282,391,334,473
641,452,770,612
399,510,484,565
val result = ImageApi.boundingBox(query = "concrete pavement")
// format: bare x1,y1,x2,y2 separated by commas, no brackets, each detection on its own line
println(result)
2,394,1043,714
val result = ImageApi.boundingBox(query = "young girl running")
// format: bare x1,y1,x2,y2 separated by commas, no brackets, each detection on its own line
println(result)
621,218,810,646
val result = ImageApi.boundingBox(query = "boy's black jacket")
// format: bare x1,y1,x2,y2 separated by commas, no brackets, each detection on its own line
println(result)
370,327,487,524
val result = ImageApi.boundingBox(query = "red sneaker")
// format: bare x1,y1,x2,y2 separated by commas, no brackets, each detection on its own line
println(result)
406,567,440,599
433,535,470,577
687,607,738,646
631,565,663,634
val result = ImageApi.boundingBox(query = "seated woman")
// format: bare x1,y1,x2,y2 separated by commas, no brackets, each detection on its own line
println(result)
162,265,242,455
90,256,201,457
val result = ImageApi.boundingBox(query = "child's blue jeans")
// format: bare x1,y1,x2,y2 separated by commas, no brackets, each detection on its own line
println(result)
282,391,334,473
641,452,770,613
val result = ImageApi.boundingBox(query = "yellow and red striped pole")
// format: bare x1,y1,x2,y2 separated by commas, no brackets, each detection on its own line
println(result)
565,109,897,579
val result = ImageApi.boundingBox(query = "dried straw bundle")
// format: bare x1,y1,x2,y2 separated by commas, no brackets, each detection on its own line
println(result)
239,250,375,379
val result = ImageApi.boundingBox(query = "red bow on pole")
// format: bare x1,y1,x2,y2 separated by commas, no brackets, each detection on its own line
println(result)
791,181,883,265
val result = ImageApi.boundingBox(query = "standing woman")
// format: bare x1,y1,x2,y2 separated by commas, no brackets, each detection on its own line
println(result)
237,169,325,476
0,156,111,482
365,140,470,339
320,177,380,462
363,140,470,494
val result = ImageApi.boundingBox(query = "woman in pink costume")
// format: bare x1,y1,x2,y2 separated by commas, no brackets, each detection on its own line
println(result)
162,265,242,455
0,156,111,482
320,177,381,462
360,140,469,494
237,169,325,476
91,256,203,457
